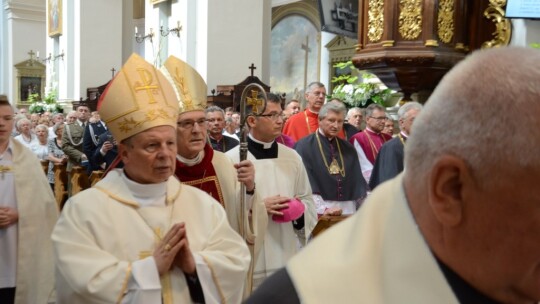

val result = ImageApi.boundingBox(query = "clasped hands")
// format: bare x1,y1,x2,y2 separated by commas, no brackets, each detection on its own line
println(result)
0,207,18,228
153,222,196,277
263,195,291,216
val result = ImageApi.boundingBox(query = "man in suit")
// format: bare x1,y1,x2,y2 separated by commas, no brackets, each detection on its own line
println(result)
83,111,107,173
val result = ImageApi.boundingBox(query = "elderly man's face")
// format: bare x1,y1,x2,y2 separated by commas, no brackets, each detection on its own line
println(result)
319,111,344,139
206,111,225,137
366,109,387,133
305,86,326,113
454,164,540,302
176,111,207,159
120,125,177,184
284,101,300,118
347,110,363,130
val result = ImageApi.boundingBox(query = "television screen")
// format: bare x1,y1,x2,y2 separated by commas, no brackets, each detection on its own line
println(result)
505,0,540,19
318,0,359,39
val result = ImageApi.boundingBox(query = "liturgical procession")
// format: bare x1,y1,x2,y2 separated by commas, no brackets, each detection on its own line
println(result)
2,0,540,303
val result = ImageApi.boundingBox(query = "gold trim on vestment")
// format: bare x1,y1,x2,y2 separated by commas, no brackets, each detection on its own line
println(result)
116,262,132,304
94,186,140,208
201,255,227,304
183,176,225,208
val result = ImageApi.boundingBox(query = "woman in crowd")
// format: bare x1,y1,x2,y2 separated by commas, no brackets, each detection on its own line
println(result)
31,124,50,160
47,122,67,189
14,118,37,149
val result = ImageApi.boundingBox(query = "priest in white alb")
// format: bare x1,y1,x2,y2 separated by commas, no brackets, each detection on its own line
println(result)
51,54,250,304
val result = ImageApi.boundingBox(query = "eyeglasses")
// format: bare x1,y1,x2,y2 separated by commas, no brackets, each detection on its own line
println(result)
258,112,284,121
177,118,207,129
369,116,388,121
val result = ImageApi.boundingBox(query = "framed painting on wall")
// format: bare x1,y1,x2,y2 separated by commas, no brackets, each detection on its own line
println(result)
48,0,62,37
270,15,320,105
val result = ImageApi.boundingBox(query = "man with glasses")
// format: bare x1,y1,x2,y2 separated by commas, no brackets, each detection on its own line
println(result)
161,56,267,296
206,106,239,153
349,103,392,184
227,93,317,290
295,102,367,217
282,82,326,142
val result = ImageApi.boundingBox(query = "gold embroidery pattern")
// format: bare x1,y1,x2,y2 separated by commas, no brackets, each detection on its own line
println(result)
134,68,159,104
246,90,264,114
482,0,511,48
173,67,195,111
183,176,225,208
368,0,384,42
438,0,454,43
118,108,174,133
399,0,423,40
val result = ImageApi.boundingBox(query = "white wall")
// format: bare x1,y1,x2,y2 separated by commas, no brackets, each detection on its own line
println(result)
511,19,540,47
2,0,46,105
206,0,270,93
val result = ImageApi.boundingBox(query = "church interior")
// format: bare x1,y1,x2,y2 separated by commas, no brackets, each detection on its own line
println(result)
2,0,540,113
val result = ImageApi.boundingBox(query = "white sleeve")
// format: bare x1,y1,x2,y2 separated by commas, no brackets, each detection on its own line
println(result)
121,257,161,304
353,139,373,184
313,194,327,215
193,253,223,304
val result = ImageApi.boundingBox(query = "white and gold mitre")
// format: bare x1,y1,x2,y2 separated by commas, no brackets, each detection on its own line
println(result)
160,56,207,114
98,53,179,142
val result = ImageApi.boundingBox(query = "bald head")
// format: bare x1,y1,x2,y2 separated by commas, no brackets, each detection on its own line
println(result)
404,47,540,303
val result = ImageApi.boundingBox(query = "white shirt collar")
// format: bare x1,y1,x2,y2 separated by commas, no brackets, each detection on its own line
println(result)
249,133,274,149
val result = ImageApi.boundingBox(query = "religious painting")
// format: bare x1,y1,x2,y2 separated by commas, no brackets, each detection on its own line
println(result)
318,0,359,39
20,77,42,103
150,0,168,5
271,15,320,103
48,0,62,37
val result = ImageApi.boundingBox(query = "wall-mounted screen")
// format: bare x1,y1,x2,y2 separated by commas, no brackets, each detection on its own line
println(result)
318,0,359,39
506,0,540,19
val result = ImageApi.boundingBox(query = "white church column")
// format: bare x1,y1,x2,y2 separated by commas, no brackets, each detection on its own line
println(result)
2,0,46,105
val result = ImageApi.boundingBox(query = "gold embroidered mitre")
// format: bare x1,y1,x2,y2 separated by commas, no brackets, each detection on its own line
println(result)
160,56,207,114
97,53,179,142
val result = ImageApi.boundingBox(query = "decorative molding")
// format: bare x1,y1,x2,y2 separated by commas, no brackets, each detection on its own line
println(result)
4,1,46,22
425,39,439,47
398,0,423,40
326,36,357,63
382,40,395,47
367,0,384,42
437,0,454,43
272,1,320,29
482,0,511,48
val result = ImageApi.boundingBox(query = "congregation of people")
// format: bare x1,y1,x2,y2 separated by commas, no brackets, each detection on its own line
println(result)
2,47,540,304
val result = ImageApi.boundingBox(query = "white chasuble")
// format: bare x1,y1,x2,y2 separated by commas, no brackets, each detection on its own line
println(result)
52,170,250,304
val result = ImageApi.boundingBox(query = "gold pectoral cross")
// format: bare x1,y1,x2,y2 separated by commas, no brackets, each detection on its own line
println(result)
246,90,264,114
138,227,173,304
0,165,12,179
134,68,159,104
328,158,341,175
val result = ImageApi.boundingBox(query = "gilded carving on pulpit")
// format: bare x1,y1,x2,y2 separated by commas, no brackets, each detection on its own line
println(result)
367,0,384,42
438,0,455,43
48,0,62,37
398,0,423,40
483,0,511,48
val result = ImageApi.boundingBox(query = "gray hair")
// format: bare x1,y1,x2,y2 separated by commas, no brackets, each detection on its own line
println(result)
319,102,346,121
405,47,540,188
35,124,49,135
364,103,385,118
205,106,225,116
16,118,31,129
347,107,362,118
397,102,423,120
52,122,64,133
305,82,325,94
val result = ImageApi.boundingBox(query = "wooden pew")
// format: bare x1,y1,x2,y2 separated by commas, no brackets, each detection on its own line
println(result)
89,170,104,187
70,166,90,197
40,160,49,175
53,163,69,210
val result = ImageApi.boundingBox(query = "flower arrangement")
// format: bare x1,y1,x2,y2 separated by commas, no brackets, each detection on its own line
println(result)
329,61,393,108
28,89,63,114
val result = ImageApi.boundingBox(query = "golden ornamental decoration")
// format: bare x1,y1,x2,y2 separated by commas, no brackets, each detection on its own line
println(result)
482,0,511,48
438,0,455,43
368,0,384,42
398,0,423,40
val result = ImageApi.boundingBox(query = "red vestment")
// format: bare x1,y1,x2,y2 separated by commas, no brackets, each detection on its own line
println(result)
283,109,346,142
349,128,392,164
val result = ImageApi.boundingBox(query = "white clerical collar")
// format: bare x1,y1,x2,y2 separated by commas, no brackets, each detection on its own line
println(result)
400,131,409,139
249,133,274,149
122,171,167,207
317,128,335,141
176,150,205,166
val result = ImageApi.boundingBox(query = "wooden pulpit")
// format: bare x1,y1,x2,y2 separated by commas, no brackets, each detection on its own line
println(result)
311,215,349,238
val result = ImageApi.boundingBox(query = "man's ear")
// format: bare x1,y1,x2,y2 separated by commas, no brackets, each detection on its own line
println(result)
427,155,472,227
118,143,130,165
246,115,257,129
